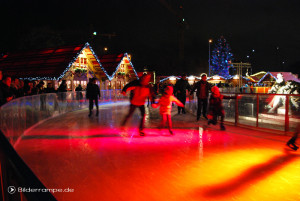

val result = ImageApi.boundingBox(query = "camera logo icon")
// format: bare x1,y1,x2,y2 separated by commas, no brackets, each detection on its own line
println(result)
8,186,16,194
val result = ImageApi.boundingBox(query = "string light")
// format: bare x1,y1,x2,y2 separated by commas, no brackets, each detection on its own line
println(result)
226,75,250,81
20,42,111,81
257,72,277,84
107,53,138,81
159,76,180,82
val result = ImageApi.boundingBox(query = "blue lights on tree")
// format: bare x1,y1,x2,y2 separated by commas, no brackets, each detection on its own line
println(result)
210,36,233,78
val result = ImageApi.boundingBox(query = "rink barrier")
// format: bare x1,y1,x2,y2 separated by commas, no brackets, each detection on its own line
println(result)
187,93,300,134
0,89,127,146
0,89,127,201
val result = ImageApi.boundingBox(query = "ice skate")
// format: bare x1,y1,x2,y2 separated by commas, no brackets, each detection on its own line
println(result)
139,129,145,136
220,123,226,131
286,142,299,151
208,119,216,125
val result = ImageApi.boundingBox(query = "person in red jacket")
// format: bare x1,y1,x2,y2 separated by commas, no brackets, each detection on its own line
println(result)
121,74,154,136
152,86,184,135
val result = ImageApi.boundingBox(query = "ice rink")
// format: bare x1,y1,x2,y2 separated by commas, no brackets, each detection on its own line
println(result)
14,102,300,201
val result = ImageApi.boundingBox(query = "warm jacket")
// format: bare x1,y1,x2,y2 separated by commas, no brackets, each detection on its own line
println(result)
157,95,183,115
208,86,236,115
122,80,154,106
0,83,13,106
190,80,210,98
86,83,100,99
174,79,191,97
153,86,184,115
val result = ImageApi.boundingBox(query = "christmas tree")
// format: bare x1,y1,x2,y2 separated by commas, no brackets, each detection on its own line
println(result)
210,36,233,77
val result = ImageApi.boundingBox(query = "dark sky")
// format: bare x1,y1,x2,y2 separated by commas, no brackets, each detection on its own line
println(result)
0,0,299,76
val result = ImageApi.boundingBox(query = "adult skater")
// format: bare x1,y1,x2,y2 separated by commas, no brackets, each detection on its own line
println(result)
190,73,210,121
86,78,101,117
152,86,184,135
174,73,191,114
121,74,155,136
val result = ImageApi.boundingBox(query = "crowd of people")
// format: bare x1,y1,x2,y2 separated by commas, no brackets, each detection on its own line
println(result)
0,70,72,107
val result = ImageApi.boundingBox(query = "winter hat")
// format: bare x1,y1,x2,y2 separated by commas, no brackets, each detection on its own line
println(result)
211,86,220,96
164,86,173,95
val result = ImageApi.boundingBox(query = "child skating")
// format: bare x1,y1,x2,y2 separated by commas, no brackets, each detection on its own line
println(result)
207,86,239,130
152,86,184,135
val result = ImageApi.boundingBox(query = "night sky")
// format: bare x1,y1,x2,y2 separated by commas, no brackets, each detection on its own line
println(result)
0,0,299,76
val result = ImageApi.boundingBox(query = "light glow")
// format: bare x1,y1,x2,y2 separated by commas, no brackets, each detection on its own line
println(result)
212,75,220,80
169,76,177,81
188,76,195,81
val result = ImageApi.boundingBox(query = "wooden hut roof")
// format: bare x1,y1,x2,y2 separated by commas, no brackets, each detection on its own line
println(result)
98,53,138,80
0,43,109,80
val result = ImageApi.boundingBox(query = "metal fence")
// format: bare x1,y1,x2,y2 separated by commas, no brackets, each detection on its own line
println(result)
219,87,271,94
187,93,300,133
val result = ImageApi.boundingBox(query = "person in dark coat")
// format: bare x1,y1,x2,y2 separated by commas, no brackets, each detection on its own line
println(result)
57,80,68,101
18,79,25,97
31,81,38,95
190,73,211,121
37,81,46,111
36,81,45,94
174,73,191,114
57,80,67,93
121,74,155,136
0,75,13,106
75,84,83,101
44,82,56,93
75,84,83,92
10,77,20,98
86,78,101,117
23,80,34,96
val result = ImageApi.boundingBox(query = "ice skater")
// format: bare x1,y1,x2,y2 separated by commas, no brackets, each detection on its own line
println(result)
207,86,239,130
286,123,300,151
86,78,101,117
174,73,191,114
190,73,210,121
121,74,154,136
152,86,184,135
